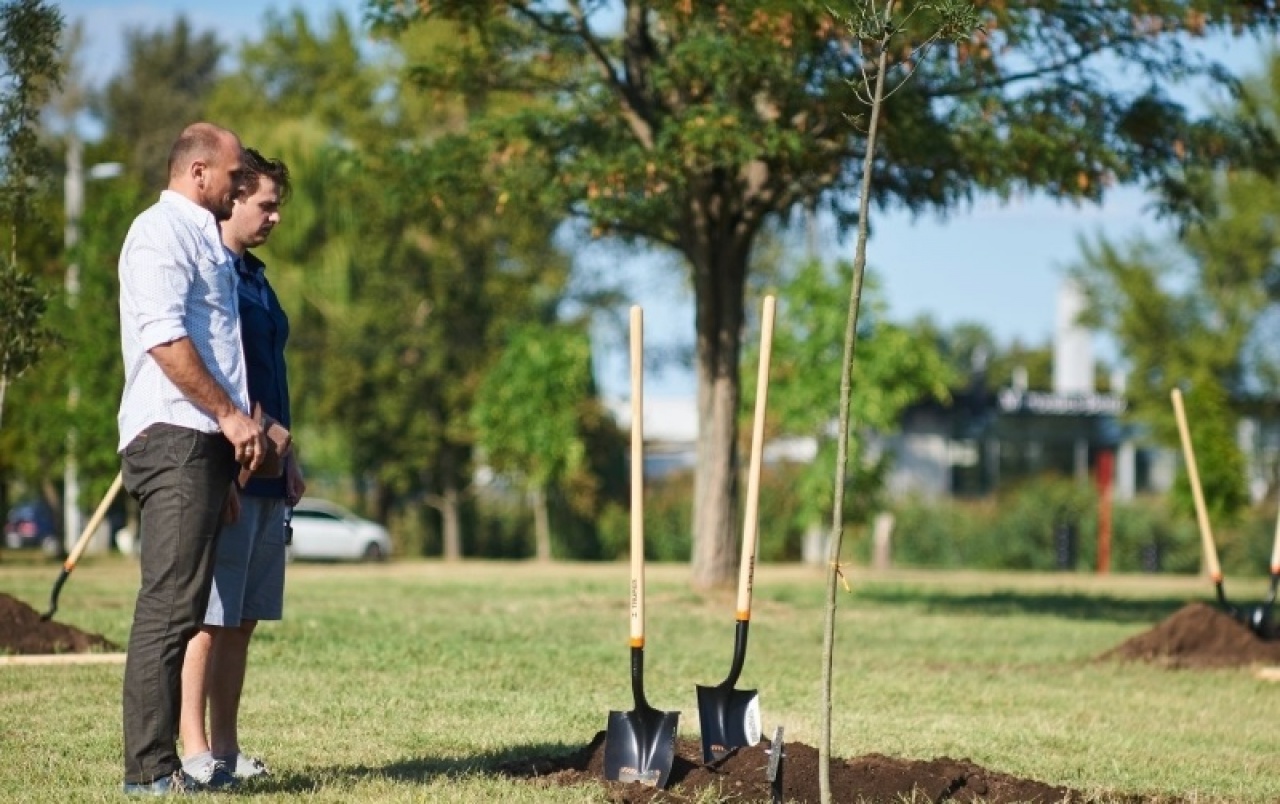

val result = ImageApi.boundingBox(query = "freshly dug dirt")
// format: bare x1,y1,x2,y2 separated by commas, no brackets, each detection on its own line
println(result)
1101,602,1280,668
500,732,1126,803
0,591,118,655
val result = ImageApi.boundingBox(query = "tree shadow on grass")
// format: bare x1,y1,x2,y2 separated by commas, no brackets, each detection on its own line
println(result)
856,586,1201,625
377,740,592,783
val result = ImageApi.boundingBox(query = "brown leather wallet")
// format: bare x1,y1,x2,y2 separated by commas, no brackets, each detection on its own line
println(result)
237,402,291,487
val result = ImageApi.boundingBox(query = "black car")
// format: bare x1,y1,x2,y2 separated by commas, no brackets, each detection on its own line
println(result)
4,500,60,555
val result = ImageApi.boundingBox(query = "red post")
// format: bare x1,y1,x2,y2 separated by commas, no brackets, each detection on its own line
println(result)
1096,449,1114,574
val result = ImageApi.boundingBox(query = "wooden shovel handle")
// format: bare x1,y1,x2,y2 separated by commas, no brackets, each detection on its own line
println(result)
65,471,124,570
629,306,645,647
736,295,775,621
1170,389,1223,582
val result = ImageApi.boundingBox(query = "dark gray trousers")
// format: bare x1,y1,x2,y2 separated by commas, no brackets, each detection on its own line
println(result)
120,423,236,784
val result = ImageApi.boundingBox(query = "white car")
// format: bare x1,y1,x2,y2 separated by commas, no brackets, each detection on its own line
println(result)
288,498,391,562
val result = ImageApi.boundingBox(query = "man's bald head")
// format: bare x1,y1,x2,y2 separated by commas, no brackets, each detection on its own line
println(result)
168,123,240,180
166,122,245,221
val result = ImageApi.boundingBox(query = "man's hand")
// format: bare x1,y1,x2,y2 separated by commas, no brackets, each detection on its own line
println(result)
219,408,266,471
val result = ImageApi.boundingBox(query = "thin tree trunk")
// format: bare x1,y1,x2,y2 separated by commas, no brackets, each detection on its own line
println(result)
374,482,393,529
820,21,893,804
441,483,462,561
531,484,552,561
429,446,466,561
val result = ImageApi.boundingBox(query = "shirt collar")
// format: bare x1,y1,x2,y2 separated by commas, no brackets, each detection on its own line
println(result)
231,250,265,283
159,190,220,238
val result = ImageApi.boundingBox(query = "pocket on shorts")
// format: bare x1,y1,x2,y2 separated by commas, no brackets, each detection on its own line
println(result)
261,505,289,547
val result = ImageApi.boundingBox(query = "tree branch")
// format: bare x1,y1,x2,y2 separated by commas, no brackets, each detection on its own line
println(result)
565,0,657,149
925,35,1137,99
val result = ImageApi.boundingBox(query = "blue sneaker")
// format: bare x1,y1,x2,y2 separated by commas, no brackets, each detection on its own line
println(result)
181,752,238,791
122,769,204,795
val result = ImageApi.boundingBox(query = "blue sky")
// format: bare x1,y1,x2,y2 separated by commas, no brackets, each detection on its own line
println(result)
57,1,1274,396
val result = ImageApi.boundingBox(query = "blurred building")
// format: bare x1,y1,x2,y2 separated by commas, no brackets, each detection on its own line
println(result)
885,279,1172,500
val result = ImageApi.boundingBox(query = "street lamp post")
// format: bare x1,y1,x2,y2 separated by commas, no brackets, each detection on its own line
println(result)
62,136,123,553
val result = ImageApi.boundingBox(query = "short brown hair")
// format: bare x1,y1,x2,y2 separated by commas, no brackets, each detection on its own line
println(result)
238,147,292,205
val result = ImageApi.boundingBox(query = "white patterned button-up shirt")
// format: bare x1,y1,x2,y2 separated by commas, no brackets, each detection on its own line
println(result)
117,190,250,450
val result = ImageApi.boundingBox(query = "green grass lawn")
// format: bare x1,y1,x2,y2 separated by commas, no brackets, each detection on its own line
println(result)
1,557,1276,802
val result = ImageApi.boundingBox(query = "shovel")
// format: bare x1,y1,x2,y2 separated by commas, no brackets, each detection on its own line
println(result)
604,305,679,788
41,471,124,621
1171,388,1275,638
1252,507,1280,638
697,294,775,763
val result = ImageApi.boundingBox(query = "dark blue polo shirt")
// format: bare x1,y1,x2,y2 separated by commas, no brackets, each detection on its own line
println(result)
235,251,291,498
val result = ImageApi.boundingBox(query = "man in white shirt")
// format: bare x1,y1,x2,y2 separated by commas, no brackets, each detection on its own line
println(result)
117,121,265,796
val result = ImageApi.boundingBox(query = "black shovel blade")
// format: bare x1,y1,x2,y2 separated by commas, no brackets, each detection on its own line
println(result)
696,683,761,763
40,568,71,621
1245,604,1276,640
604,705,680,788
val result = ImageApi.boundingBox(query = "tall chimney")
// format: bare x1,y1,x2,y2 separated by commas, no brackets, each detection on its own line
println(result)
1053,278,1094,394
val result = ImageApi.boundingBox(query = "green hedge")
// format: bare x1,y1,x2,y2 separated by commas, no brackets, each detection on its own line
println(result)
886,475,1276,577
421,467,1279,573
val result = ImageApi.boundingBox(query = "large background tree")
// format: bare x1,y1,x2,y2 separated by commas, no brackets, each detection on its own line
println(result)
369,0,1275,587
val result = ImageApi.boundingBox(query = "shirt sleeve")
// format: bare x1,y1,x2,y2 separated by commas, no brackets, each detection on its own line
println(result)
120,217,194,352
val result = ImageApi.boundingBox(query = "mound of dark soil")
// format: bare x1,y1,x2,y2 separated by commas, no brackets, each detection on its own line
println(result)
0,591,118,655
500,732,1142,803
1101,602,1280,669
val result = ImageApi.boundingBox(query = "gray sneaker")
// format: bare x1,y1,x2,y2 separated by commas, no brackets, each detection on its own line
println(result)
181,752,239,791
216,752,270,780
122,769,204,795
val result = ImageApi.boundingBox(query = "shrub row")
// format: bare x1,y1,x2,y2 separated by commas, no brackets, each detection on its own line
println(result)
388,468,1277,577
883,475,1275,577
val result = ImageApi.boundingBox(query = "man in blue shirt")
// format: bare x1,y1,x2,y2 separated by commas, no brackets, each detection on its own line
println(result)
178,148,305,789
